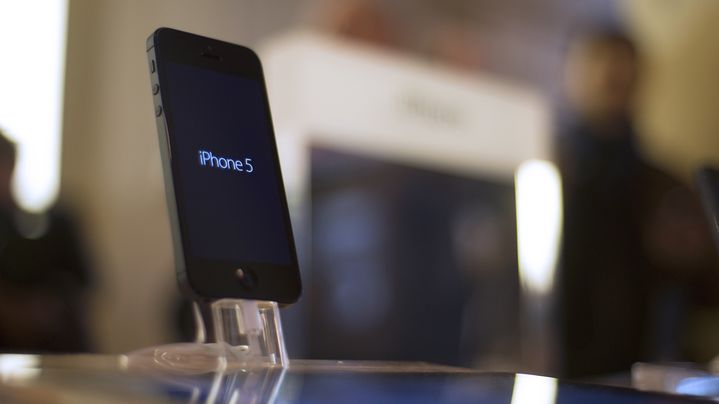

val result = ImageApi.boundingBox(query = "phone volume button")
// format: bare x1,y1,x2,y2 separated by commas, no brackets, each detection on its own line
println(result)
155,105,163,116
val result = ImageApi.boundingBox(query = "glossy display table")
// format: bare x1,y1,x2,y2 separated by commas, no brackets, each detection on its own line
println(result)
0,354,712,403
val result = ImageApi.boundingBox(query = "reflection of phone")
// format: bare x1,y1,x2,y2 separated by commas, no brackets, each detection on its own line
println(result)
146,28,301,303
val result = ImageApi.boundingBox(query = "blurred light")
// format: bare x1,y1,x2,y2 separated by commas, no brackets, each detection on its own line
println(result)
0,354,41,382
515,160,562,295
511,373,558,404
0,0,68,212
676,376,719,397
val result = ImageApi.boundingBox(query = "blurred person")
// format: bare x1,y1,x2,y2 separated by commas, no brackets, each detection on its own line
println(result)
426,22,483,72
556,29,719,377
0,130,93,352
315,0,401,48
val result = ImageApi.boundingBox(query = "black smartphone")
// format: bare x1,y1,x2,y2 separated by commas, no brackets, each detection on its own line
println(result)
146,27,301,303
697,165,719,252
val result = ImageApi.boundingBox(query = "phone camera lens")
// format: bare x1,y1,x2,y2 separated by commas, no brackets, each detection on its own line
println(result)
235,268,258,290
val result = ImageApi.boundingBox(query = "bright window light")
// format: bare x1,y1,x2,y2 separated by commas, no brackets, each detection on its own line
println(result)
0,0,68,212
510,373,558,404
515,160,563,295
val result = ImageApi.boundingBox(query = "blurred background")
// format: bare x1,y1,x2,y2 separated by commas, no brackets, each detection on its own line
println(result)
1,0,719,380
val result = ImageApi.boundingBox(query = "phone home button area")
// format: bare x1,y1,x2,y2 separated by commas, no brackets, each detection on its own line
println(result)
235,267,258,290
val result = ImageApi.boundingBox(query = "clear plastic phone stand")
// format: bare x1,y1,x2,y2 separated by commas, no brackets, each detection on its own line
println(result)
146,362,287,404
124,299,288,374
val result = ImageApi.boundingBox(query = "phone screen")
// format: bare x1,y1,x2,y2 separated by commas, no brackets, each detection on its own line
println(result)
163,61,292,266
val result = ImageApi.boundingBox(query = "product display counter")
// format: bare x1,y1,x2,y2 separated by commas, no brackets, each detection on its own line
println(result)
0,354,712,403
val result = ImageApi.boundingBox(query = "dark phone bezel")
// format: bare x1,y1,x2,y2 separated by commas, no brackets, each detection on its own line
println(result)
697,165,719,252
147,27,301,303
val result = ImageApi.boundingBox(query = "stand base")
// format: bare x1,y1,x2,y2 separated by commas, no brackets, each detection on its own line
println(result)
124,299,287,374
